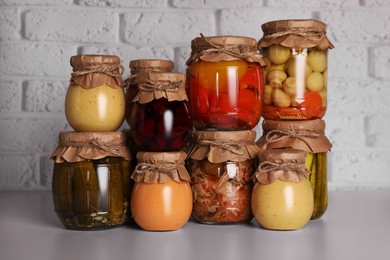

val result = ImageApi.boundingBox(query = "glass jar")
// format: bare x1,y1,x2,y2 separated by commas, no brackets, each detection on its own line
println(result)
131,151,192,231
256,119,332,219
187,130,259,224
65,55,125,132
125,59,174,126
129,71,192,151
51,131,132,230
252,149,313,230
186,35,265,130
258,19,334,120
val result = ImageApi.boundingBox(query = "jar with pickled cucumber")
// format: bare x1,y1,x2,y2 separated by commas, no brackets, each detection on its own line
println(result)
186,35,265,130
252,149,313,230
125,59,174,126
187,130,260,224
256,119,332,219
258,19,334,120
129,71,192,151
65,55,126,131
131,151,192,231
51,131,132,230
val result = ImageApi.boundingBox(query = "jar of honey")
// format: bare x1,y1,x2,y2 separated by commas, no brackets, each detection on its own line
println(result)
131,151,192,231
65,55,125,131
258,19,334,120
129,71,192,151
125,59,174,126
51,131,132,230
186,35,265,130
256,119,332,219
187,130,259,224
252,149,313,230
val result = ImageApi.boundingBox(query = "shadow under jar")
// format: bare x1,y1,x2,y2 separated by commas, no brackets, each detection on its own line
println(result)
186,35,265,130
187,130,259,224
51,131,132,230
258,19,334,120
129,71,192,151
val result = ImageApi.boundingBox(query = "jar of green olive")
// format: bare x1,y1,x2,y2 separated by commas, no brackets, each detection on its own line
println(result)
256,119,332,220
51,131,132,230
258,19,334,120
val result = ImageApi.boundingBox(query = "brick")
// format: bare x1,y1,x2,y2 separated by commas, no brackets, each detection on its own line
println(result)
0,118,69,152
77,0,167,7
175,47,191,73
363,0,390,6
172,0,263,8
370,46,390,80
24,80,68,113
0,43,76,77
80,45,174,78
0,0,71,5
40,154,53,188
0,153,37,190
330,151,390,187
324,116,365,151
220,8,312,39
319,10,390,43
0,80,22,112
366,115,390,147
122,12,215,46
328,44,368,79
0,8,20,41
267,0,359,7
25,9,119,43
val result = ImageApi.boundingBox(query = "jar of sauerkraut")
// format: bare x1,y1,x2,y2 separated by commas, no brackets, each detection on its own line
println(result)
65,55,125,131
186,35,265,130
187,130,259,224
258,19,334,120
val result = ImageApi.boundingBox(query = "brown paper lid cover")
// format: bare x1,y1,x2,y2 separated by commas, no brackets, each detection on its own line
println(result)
186,35,265,66
131,151,190,184
258,19,334,50
132,71,188,103
70,55,124,89
254,148,310,184
51,131,131,163
257,119,332,153
189,130,260,163
129,59,174,74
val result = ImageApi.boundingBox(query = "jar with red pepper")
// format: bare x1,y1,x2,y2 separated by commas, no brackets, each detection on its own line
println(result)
129,71,192,151
186,35,265,130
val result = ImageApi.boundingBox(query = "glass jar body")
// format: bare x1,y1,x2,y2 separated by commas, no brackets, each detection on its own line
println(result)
187,60,263,130
251,178,313,230
306,152,328,219
130,98,192,151
261,46,328,120
65,84,125,131
131,180,193,231
52,157,130,230
188,158,256,224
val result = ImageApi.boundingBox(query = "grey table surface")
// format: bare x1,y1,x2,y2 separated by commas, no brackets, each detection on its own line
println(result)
0,190,389,260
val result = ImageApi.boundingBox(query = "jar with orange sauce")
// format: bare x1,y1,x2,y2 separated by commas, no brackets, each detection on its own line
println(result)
131,151,192,231
186,35,265,130
258,19,334,120
65,55,125,131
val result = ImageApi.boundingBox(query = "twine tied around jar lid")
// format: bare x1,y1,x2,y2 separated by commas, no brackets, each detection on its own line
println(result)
186,34,266,66
254,149,310,184
70,55,124,89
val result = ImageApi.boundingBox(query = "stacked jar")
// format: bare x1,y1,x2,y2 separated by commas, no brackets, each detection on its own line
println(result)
186,35,264,224
125,60,193,231
252,19,334,230
51,55,132,230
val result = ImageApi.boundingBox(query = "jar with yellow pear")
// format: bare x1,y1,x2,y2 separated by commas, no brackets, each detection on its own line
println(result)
258,19,334,120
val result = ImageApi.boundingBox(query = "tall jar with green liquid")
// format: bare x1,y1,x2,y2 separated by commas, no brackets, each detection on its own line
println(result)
257,119,332,220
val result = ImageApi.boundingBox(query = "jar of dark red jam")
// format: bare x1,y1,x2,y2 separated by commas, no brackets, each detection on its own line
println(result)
186,35,265,130
129,71,192,151
125,59,174,126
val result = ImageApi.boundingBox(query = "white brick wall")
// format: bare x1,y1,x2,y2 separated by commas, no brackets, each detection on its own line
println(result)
1,0,389,191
